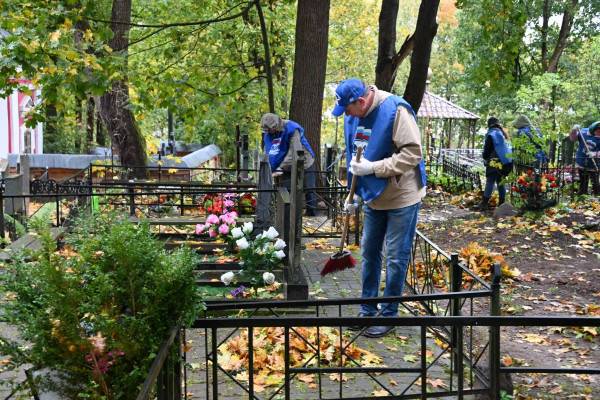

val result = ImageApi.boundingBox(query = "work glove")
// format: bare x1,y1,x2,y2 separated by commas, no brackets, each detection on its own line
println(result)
350,157,375,176
343,194,360,213
272,168,284,178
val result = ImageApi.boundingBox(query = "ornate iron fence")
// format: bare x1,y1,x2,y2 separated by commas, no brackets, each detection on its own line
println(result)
440,155,482,192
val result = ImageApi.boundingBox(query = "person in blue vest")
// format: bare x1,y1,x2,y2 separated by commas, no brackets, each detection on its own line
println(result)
570,121,600,195
332,78,426,338
512,115,548,167
477,117,513,210
261,113,318,216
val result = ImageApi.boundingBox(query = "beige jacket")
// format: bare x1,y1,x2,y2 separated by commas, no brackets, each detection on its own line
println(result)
362,87,426,210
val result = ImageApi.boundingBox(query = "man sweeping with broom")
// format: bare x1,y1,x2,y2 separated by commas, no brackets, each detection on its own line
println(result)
330,78,426,338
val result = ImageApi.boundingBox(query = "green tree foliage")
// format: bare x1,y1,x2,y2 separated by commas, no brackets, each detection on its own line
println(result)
431,0,599,143
0,1,297,162
0,0,116,151
127,0,296,162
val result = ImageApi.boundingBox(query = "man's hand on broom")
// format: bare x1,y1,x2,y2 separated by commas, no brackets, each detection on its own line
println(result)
350,156,375,176
344,194,360,213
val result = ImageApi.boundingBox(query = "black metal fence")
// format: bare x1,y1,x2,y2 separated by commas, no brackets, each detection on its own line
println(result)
134,228,502,400
188,315,600,400
427,158,482,193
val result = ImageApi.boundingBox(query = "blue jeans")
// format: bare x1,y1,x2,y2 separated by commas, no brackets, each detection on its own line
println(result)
483,172,506,203
360,202,421,317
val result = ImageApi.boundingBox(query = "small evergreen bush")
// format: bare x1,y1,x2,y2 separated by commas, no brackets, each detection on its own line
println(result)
0,212,202,398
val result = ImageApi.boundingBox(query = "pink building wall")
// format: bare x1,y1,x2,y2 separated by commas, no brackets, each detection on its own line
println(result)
0,82,43,158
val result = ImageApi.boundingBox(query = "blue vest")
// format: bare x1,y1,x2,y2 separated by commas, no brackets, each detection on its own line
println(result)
487,128,513,164
344,95,426,203
263,120,315,170
575,128,590,167
517,126,548,163
575,128,600,168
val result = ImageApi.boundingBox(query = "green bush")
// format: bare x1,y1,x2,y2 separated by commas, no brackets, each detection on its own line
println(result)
0,212,202,399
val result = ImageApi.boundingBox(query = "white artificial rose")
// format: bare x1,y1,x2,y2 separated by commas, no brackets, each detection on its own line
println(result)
242,222,253,234
265,227,279,239
231,227,244,239
236,237,250,250
221,271,235,286
274,239,286,250
274,250,286,259
262,272,276,285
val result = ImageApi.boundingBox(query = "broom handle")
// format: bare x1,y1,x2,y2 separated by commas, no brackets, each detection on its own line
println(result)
339,146,363,252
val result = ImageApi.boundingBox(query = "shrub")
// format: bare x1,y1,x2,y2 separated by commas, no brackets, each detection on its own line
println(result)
0,212,202,399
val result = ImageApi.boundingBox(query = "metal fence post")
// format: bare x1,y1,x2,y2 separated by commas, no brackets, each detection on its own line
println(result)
55,192,60,227
489,262,502,400
450,253,464,398
179,186,185,216
128,181,136,216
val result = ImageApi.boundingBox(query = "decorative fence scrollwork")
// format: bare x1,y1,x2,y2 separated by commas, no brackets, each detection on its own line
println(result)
30,179,92,195
30,178,59,195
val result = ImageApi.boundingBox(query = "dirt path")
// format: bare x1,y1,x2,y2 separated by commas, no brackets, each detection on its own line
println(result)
419,192,600,399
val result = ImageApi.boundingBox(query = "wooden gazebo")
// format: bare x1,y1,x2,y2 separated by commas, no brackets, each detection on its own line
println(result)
417,91,480,160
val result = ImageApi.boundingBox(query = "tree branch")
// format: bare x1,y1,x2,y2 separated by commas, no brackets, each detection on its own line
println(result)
87,1,252,29
179,75,265,96
389,34,414,89
403,0,440,112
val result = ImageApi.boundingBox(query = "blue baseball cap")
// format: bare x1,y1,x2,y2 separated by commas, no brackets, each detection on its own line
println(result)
332,78,366,117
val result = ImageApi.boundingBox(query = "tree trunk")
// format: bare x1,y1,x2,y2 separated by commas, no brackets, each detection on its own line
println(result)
75,98,83,152
96,108,106,147
403,0,440,113
375,0,415,92
375,0,399,91
546,0,577,73
44,101,58,152
540,0,551,70
86,97,95,152
289,0,330,168
255,0,275,113
99,0,146,173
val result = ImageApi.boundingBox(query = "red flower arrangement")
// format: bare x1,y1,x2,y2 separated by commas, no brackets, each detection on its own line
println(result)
511,169,559,209
199,193,256,215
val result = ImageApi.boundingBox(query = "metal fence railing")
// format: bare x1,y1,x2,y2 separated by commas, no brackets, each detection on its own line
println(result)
135,230,505,399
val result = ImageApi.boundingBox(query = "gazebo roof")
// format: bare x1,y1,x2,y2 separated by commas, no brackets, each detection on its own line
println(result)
417,91,479,120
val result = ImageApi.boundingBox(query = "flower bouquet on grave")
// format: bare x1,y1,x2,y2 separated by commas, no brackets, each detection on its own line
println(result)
195,211,239,245
220,225,286,291
511,169,559,210
200,193,224,215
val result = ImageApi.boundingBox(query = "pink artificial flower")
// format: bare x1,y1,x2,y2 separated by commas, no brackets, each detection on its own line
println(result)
195,224,205,235
206,214,220,225
208,229,217,238
221,213,236,225
218,224,230,235
229,211,238,218
224,200,234,208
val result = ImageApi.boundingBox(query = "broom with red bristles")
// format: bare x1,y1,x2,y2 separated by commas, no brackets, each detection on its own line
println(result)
321,147,363,276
